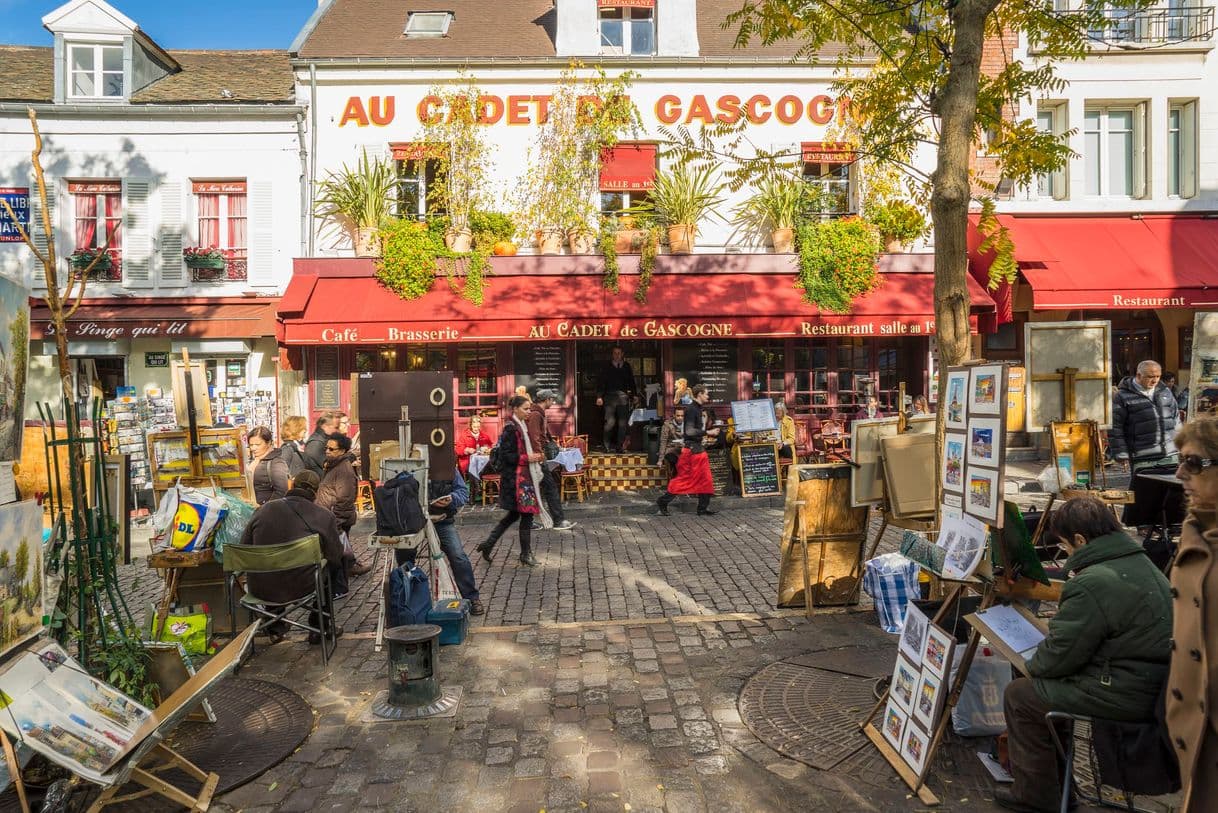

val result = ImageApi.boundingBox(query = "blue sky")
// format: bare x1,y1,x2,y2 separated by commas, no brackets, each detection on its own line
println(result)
0,1,318,49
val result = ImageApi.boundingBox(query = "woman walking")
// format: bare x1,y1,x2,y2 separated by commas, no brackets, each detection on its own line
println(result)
248,426,289,505
476,395,552,567
278,415,309,478
1167,415,1218,811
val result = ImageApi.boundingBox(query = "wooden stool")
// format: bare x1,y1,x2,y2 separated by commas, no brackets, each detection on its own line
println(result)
480,474,501,505
355,480,375,513
560,468,587,502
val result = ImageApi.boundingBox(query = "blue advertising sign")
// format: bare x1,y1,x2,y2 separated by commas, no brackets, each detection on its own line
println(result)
0,187,31,243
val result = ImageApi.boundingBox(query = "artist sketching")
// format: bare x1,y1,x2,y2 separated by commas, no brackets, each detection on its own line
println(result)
998,496,1172,813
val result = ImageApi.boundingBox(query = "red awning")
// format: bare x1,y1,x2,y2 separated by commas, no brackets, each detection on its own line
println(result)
599,144,656,191
278,255,995,345
30,297,280,341
974,214,1218,310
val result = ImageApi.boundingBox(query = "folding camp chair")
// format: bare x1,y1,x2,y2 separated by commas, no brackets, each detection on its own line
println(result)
222,535,337,664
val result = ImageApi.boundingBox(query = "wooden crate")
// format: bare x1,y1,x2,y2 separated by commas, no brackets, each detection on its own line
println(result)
778,464,869,608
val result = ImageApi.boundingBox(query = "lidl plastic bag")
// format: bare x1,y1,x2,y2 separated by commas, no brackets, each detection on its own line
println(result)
152,483,227,552
147,603,214,656
951,645,1014,736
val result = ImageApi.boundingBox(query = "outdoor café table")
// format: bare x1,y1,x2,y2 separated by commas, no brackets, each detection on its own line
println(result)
468,453,490,480
554,447,584,472
629,408,658,425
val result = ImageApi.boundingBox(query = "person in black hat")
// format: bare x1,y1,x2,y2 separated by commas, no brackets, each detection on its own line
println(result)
527,389,576,531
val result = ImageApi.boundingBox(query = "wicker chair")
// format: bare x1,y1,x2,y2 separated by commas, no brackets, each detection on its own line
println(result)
558,435,590,502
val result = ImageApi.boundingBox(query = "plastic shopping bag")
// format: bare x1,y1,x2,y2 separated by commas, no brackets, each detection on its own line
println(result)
152,483,227,552
211,493,257,563
862,552,921,634
147,603,214,656
951,645,1014,736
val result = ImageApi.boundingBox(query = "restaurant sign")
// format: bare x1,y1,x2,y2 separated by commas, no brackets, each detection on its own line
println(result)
293,316,954,346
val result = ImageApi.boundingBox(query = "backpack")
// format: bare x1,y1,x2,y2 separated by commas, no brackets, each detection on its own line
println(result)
373,471,427,537
386,564,432,627
483,429,509,476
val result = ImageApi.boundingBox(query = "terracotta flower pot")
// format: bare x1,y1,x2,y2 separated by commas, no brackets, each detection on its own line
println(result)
445,228,474,253
667,224,696,254
883,234,904,253
614,228,652,254
354,227,381,258
771,227,795,253
537,228,564,256
568,230,595,255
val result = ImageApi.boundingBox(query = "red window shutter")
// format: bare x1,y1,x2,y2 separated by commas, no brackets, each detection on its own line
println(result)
599,144,657,192
801,142,856,163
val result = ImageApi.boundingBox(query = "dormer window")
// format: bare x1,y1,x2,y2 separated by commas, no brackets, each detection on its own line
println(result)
68,43,124,99
599,1,656,56
404,11,454,38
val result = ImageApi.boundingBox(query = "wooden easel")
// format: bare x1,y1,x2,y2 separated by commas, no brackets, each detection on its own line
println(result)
859,576,997,805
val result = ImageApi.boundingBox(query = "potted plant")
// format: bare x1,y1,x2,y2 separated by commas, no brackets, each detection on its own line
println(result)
69,248,113,276
865,199,928,252
182,247,227,280
794,216,882,312
639,162,725,254
732,175,807,253
314,148,396,257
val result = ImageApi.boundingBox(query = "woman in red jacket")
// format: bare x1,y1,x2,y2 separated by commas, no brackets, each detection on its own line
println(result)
456,414,492,478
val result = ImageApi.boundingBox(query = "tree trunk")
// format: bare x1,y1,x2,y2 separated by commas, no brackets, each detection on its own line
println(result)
930,1,1000,511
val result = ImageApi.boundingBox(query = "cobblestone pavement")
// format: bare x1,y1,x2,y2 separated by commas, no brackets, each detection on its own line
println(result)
114,481,1160,813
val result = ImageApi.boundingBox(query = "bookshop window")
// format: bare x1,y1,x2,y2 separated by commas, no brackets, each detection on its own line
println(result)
458,345,498,413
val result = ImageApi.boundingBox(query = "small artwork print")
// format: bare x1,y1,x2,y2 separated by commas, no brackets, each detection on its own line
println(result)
900,603,930,665
966,465,1001,524
922,624,953,679
969,364,1004,416
891,655,919,715
945,370,968,430
914,671,944,730
901,721,930,776
882,698,908,752
967,417,1002,467
942,433,965,493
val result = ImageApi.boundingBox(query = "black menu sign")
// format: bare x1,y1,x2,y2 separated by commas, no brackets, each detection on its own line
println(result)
706,447,731,496
514,343,567,401
671,340,737,403
313,347,341,410
738,442,781,497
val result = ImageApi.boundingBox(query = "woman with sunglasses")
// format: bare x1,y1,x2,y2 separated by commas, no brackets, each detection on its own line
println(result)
1166,417,1218,811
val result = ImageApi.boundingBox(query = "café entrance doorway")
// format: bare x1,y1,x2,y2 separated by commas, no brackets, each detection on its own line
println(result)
576,340,661,451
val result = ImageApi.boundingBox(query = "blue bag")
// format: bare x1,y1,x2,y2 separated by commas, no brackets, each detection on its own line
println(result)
387,564,432,627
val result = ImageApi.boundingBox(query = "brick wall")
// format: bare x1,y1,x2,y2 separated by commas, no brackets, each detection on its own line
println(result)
971,28,1020,197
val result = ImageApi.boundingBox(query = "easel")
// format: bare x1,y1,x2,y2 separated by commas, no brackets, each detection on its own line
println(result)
859,575,997,805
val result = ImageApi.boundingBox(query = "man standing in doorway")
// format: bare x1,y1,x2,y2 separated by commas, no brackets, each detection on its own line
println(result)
526,390,577,531
596,345,636,453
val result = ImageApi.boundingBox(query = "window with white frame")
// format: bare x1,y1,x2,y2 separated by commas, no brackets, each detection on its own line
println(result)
194,181,248,252
68,43,124,99
1036,106,1067,200
68,180,122,279
1168,102,1197,199
404,11,453,37
391,145,444,220
1083,106,1145,198
801,143,855,215
599,3,656,56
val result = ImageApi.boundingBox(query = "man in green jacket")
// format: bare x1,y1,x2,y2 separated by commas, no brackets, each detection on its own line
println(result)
999,496,1173,813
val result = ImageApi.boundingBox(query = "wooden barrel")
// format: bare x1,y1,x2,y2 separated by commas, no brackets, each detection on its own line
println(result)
777,463,869,608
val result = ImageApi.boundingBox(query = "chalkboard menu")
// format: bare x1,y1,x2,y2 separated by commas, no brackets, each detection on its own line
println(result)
514,343,567,401
738,442,781,497
671,341,737,403
313,347,341,410
706,447,731,496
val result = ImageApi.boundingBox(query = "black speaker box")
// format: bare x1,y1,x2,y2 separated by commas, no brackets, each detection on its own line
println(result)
356,371,455,480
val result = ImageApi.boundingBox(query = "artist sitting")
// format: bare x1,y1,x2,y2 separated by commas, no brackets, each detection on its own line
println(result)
999,496,1173,813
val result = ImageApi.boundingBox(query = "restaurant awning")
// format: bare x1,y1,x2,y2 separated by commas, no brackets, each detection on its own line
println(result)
971,214,1218,310
278,254,996,345
30,297,280,341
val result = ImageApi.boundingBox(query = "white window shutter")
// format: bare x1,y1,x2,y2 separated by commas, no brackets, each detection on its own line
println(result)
27,175,55,287
122,178,153,288
1132,102,1147,200
248,180,274,287
157,181,185,287
1182,101,1198,199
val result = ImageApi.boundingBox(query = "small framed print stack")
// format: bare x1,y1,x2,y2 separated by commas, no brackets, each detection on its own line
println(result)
942,364,1009,528
880,604,957,778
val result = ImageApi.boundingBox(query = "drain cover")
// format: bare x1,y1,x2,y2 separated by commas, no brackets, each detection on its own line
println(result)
738,661,877,770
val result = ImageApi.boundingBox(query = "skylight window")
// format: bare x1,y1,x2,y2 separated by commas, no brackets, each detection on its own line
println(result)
405,11,454,37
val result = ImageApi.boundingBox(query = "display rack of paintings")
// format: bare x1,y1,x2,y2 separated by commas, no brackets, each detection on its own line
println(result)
942,364,1010,528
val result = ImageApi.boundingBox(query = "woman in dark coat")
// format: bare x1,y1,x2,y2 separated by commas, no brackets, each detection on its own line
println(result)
247,426,288,505
475,396,551,567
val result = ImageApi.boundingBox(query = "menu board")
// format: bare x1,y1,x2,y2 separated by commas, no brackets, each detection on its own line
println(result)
706,447,731,496
313,346,341,410
672,341,737,403
738,442,781,497
731,399,777,434
514,343,567,401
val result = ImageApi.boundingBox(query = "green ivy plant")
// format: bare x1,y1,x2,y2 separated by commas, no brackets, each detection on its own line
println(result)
795,216,882,312
599,216,620,293
377,220,445,300
635,222,661,304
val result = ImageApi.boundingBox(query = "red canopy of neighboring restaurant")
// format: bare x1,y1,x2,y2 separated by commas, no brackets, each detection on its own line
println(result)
278,254,997,344
29,297,280,340
969,214,1218,310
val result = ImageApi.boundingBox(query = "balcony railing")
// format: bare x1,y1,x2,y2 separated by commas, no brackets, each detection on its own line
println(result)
1065,6,1216,46
187,248,248,283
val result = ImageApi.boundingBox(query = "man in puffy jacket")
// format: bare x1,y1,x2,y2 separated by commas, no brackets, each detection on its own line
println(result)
1110,360,1179,472
999,496,1173,813
389,466,483,616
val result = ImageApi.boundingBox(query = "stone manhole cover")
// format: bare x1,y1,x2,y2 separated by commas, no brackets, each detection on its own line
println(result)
738,660,878,770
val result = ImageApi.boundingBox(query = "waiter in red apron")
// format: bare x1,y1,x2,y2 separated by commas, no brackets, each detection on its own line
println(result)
657,384,720,516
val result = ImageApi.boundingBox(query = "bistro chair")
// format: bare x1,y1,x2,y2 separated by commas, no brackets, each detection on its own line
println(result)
794,417,815,462
1045,710,1174,813
354,480,375,515
558,435,591,502
814,419,849,462
222,536,337,665
480,473,501,506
